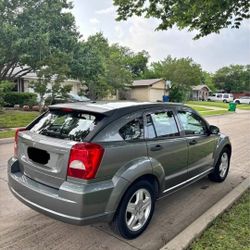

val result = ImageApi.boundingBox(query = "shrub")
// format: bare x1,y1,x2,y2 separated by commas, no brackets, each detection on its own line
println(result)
0,81,14,109
4,92,37,107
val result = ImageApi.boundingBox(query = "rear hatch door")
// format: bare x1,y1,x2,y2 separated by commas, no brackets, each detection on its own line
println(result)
18,131,74,188
17,108,104,189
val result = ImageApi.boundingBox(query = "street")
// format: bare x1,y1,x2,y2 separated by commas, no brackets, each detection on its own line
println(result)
0,111,250,250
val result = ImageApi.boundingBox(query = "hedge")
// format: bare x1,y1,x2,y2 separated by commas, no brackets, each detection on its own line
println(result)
4,92,37,107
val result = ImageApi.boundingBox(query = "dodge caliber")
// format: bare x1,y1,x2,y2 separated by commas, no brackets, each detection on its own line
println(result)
8,102,231,239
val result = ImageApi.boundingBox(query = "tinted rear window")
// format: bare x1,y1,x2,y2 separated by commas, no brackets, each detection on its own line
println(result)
30,109,104,141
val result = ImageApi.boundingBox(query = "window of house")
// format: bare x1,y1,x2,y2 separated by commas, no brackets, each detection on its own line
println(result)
119,117,144,141
146,111,179,139
177,111,208,135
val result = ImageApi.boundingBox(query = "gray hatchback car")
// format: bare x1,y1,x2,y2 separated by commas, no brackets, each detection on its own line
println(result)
8,102,231,239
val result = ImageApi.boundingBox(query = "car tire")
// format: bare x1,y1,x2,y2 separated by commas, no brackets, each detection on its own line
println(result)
235,100,240,104
223,99,227,103
110,179,156,239
208,148,230,182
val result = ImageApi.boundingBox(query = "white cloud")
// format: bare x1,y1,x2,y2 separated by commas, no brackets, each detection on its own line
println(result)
96,6,115,15
114,25,124,39
89,18,100,24
115,16,250,72
72,0,250,72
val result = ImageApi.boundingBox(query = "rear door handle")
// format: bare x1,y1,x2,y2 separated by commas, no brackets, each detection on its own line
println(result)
189,139,198,145
150,145,163,151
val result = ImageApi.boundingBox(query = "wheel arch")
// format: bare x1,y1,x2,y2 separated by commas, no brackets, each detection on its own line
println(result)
105,173,160,220
223,144,232,158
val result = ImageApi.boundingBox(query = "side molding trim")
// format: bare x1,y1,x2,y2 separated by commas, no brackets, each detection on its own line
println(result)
163,168,213,194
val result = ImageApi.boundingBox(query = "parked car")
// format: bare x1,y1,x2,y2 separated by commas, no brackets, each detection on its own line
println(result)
51,93,90,104
207,93,234,103
234,96,250,104
8,102,231,239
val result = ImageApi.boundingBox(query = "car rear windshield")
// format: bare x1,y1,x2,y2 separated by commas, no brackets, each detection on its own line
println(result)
29,109,104,141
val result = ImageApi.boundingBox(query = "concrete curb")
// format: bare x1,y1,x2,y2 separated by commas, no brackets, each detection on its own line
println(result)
160,176,250,250
0,137,14,144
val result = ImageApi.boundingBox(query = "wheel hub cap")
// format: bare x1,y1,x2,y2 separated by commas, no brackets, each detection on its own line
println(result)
125,188,152,232
219,152,229,178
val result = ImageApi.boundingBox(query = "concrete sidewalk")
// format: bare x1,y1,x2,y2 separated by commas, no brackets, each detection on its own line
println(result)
161,176,250,250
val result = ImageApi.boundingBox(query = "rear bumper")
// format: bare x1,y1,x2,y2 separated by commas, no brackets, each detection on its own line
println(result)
8,157,116,225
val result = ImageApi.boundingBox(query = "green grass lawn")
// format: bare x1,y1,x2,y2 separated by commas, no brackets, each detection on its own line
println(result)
0,130,15,139
190,190,250,250
186,105,213,112
200,110,229,116
186,104,229,116
0,110,39,129
187,101,250,110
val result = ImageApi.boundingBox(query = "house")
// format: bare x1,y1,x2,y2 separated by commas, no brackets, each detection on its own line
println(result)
10,68,81,96
129,78,168,102
191,85,211,101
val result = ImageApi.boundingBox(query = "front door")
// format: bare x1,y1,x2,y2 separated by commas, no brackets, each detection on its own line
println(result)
145,109,188,190
176,110,217,178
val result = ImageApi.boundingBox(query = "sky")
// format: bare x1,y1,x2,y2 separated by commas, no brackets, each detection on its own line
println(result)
71,0,250,73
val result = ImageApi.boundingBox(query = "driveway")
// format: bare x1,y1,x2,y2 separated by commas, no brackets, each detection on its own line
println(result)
0,112,249,250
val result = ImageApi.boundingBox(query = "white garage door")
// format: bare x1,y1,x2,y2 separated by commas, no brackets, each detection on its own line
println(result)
149,89,164,102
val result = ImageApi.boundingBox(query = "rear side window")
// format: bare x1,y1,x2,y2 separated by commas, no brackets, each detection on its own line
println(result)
119,117,144,141
30,110,103,141
146,111,179,139
217,94,222,98
177,110,207,135
223,94,229,98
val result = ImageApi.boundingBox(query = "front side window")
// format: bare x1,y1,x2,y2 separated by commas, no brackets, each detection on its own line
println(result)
119,117,144,141
146,111,179,139
177,110,208,135
217,94,222,98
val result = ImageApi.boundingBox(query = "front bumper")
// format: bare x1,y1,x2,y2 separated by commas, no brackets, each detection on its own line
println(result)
8,157,116,225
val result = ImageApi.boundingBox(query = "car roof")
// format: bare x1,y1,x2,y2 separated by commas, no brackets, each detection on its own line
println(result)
49,101,185,116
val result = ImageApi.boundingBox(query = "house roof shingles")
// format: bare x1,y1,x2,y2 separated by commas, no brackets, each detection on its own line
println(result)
132,78,163,87
192,84,211,91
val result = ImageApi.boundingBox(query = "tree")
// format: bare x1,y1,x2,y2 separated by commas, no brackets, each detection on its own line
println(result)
126,50,149,78
105,44,133,97
113,0,250,39
144,56,203,101
105,45,149,98
69,33,148,100
0,0,79,81
213,65,250,92
202,71,216,91
70,33,110,100
30,66,72,112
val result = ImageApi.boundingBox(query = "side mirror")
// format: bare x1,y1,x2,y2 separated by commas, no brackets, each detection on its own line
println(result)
209,125,220,135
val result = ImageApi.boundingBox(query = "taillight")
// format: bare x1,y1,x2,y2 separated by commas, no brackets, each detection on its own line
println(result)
67,143,104,180
14,128,26,157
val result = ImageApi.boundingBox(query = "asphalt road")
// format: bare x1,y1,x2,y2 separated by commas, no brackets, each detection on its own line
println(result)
0,111,250,250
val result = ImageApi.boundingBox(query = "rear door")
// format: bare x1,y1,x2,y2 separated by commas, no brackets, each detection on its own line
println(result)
145,109,188,189
176,109,217,178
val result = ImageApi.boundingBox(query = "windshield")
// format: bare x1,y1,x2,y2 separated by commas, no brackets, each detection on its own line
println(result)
30,110,103,141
